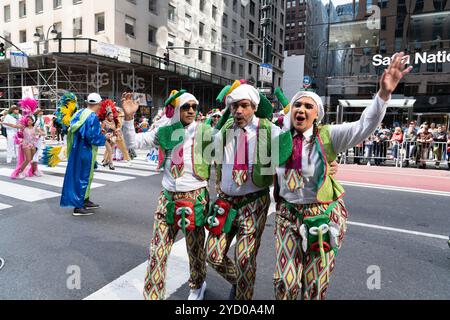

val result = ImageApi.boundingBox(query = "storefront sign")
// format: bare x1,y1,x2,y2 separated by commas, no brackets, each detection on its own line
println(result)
372,51,450,66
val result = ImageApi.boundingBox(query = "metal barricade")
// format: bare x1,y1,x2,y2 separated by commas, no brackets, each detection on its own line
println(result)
399,141,449,168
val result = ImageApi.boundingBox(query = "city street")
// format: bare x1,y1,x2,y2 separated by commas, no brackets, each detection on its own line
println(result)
1,136,449,300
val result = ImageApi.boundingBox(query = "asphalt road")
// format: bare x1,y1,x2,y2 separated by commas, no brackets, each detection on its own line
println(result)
1,136,449,300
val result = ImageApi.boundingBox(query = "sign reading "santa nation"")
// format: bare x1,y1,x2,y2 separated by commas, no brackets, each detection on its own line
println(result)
372,51,450,66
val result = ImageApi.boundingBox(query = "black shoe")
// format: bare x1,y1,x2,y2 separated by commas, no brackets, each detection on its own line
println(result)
73,207,96,216
109,163,115,170
228,284,237,300
84,199,101,210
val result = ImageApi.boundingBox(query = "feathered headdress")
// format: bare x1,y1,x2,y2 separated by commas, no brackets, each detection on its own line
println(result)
18,98,38,126
56,92,79,133
97,99,118,122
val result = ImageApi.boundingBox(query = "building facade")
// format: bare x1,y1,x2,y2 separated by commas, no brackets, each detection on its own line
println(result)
0,0,286,113
304,0,450,127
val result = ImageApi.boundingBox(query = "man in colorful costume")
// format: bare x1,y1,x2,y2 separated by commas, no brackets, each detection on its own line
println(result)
272,52,412,299
121,90,213,300
60,93,110,216
205,80,280,300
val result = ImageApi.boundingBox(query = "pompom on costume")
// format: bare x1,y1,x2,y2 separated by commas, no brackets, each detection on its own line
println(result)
10,98,40,179
55,92,79,135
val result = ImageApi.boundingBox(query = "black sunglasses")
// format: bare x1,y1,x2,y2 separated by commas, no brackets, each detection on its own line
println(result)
180,103,198,111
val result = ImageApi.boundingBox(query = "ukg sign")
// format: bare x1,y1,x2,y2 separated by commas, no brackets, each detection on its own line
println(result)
372,51,450,66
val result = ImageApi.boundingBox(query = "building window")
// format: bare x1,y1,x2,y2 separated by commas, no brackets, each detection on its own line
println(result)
211,29,217,43
211,53,217,67
232,19,237,33
19,30,27,43
249,21,255,34
231,60,236,73
54,22,62,38
73,0,82,4
168,5,176,22
248,63,253,74
221,57,227,71
250,1,255,16
198,47,203,60
223,14,228,28
184,41,190,55
127,0,136,4
185,0,191,4
53,0,62,9
95,13,105,33
199,22,205,37
199,0,205,12
239,64,244,77
148,25,156,43
240,25,245,38
125,16,136,37
232,0,238,12
4,5,10,22
19,1,27,18
168,33,175,47
149,0,158,14
35,26,44,41
36,0,44,14
185,14,192,30
212,5,217,20
73,17,82,37
241,5,245,18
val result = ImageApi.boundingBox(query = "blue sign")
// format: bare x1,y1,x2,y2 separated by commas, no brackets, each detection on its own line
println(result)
303,76,311,86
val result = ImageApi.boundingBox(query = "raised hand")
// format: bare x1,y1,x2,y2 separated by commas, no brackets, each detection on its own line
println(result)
379,52,413,101
121,92,140,121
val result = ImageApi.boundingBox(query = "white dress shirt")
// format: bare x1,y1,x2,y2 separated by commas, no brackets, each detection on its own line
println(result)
122,120,208,193
277,94,389,204
3,114,20,135
218,115,281,196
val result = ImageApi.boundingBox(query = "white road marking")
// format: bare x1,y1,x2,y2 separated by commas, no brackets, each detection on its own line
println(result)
0,168,104,189
0,180,60,202
0,203,12,211
341,181,450,197
348,221,449,240
95,166,157,177
42,166,135,182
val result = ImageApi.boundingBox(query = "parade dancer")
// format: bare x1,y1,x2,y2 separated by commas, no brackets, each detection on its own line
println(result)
272,52,412,300
2,105,21,164
60,93,111,216
10,98,41,179
204,80,279,300
121,90,213,300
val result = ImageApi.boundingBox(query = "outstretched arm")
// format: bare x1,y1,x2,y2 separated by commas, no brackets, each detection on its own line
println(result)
330,52,413,154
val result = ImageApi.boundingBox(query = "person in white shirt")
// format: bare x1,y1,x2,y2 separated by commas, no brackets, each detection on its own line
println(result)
1,105,22,163
33,108,46,163
121,90,211,301
272,52,412,300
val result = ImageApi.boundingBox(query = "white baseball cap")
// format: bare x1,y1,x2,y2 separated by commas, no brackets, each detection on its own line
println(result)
87,93,102,105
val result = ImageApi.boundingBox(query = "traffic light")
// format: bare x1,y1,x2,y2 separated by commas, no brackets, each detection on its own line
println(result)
163,50,170,66
0,43,5,58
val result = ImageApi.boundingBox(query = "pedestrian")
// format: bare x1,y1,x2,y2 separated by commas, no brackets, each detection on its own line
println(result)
432,125,447,168
390,126,403,161
403,121,417,167
122,90,212,300
446,129,450,170
271,52,411,300
416,123,433,169
33,108,46,162
10,98,42,179
1,105,22,164
60,93,112,216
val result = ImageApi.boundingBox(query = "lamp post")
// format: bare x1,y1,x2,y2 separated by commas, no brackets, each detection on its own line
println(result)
34,24,58,55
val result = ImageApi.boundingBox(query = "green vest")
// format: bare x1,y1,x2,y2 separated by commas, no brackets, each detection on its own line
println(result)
216,118,273,189
157,122,212,181
273,125,345,204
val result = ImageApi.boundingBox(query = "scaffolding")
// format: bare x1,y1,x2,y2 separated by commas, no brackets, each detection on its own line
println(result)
0,38,232,117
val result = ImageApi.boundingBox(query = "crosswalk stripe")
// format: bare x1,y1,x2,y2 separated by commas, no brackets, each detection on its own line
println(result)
0,203,12,211
0,180,60,202
41,166,135,182
0,168,104,189
112,162,158,171
95,167,158,177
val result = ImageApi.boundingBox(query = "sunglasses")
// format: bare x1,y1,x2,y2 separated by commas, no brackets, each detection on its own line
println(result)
212,115,221,118
180,103,198,111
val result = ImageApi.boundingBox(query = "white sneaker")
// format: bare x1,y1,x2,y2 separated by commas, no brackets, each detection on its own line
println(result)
34,170,43,177
17,173,25,180
126,160,132,167
188,281,207,300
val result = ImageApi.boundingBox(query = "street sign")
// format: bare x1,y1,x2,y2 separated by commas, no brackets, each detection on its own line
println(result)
10,52,28,69
259,63,273,83
258,87,272,94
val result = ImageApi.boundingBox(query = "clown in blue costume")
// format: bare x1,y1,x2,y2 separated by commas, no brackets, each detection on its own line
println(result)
60,93,111,216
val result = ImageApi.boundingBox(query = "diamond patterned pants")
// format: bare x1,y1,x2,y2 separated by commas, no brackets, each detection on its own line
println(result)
143,187,209,300
273,199,348,300
206,191,270,300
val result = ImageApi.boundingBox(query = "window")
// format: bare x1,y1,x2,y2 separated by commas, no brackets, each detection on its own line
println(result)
232,0,237,12
125,16,136,37
239,64,244,77
249,21,255,34
185,14,192,30
223,14,228,28
232,19,237,33
53,0,62,9
211,29,217,43
211,53,217,67
212,5,217,20
250,1,255,16
221,57,227,71
127,0,136,3
54,22,62,38
19,1,26,18
199,0,205,12
168,5,176,22
95,13,105,33
148,25,156,43
4,5,10,22
240,25,245,38
149,0,158,14
185,0,191,4
168,33,175,47
248,63,253,74
36,0,44,14
73,0,82,4
73,17,82,37
198,47,203,60
231,60,236,73
35,26,44,41
199,22,205,37
184,41,190,55
239,45,244,56
19,30,27,43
